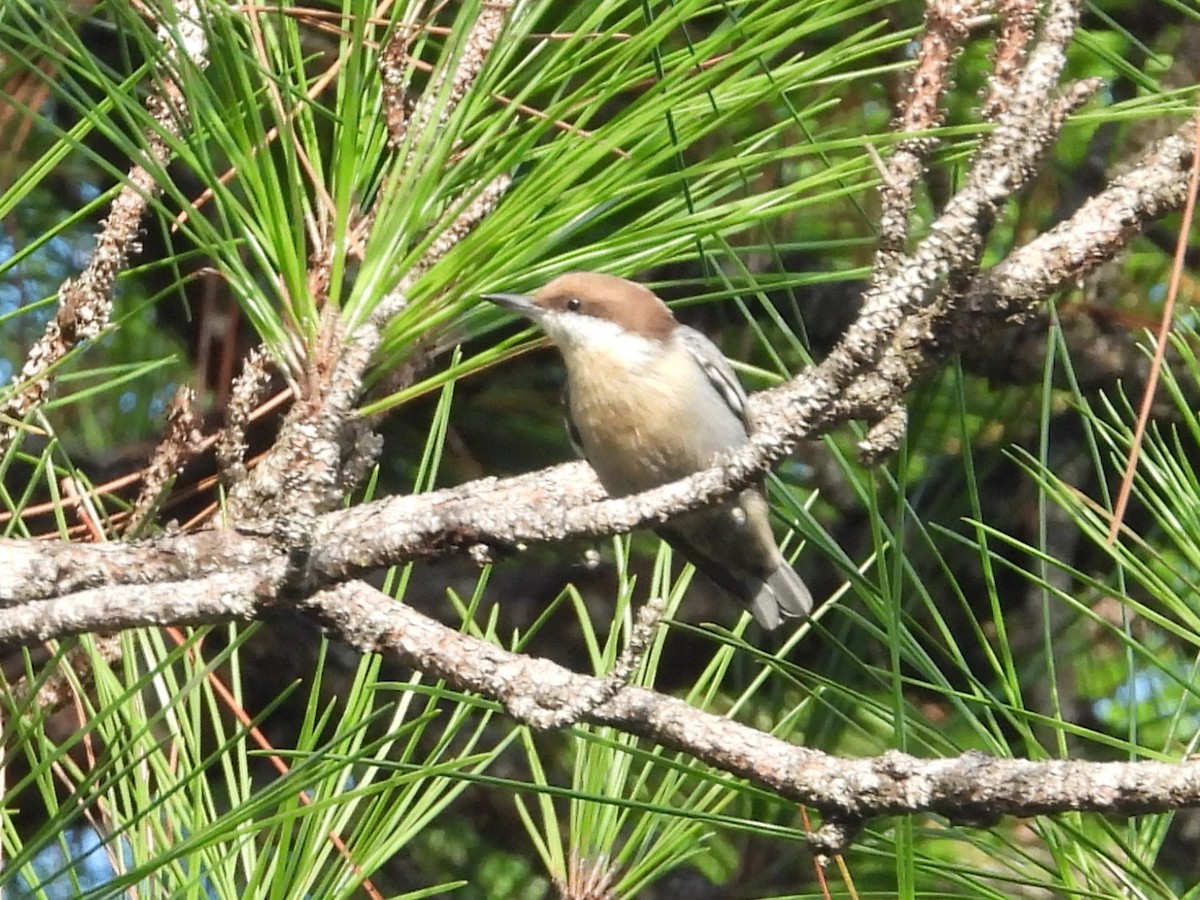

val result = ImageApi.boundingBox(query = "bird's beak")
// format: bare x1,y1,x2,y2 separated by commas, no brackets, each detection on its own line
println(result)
483,291,540,319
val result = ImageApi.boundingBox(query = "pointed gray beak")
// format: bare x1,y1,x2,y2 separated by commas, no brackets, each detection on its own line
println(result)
483,291,540,319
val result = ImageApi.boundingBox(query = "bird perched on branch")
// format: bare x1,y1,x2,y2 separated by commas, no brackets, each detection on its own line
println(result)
484,272,811,629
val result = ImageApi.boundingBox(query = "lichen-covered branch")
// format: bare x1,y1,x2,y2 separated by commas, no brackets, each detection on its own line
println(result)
6,572,1200,856
873,0,988,273
125,387,204,536
0,0,209,449
310,580,1200,856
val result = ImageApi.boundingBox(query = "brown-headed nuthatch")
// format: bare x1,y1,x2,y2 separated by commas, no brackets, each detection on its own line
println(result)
484,272,812,629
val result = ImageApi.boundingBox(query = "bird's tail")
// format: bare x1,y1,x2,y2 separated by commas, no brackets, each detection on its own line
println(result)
658,499,815,631
748,561,813,631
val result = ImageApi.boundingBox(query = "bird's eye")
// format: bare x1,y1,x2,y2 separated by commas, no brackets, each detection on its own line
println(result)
566,297,582,312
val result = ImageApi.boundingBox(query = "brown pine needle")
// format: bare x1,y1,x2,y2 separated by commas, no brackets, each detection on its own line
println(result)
1107,111,1200,545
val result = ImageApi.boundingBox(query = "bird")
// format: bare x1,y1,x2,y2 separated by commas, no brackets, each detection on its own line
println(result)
483,272,812,629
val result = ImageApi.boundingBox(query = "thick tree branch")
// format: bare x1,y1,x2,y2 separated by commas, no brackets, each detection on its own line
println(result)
960,120,1199,325
7,572,1200,856
311,582,1200,855
0,571,268,645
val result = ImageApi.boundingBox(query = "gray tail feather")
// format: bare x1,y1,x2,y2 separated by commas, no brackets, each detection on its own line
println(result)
747,564,813,631
657,524,813,630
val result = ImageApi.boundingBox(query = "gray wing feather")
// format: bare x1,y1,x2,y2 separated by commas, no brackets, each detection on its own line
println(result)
675,326,749,429
561,381,586,458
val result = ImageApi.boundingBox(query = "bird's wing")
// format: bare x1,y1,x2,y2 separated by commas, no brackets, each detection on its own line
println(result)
676,325,750,429
561,380,587,458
